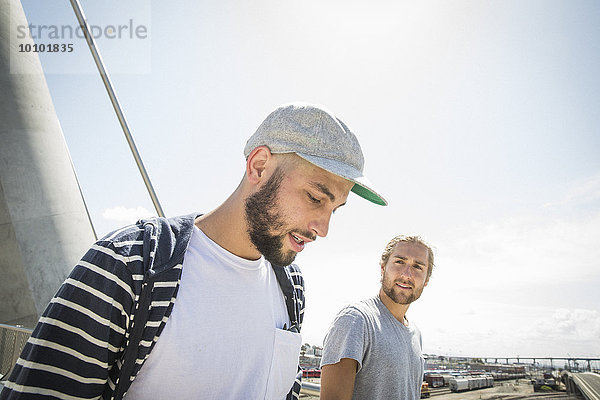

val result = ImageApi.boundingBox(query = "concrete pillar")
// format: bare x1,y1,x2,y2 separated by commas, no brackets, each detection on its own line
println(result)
0,0,96,327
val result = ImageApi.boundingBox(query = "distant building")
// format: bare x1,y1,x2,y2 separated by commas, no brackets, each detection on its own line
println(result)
300,345,323,368
300,354,321,368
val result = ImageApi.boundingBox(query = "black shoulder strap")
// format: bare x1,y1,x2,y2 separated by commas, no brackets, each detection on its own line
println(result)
272,265,299,331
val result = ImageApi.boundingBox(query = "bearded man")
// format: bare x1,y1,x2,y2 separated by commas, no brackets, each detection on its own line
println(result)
320,235,434,400
1,103,386,400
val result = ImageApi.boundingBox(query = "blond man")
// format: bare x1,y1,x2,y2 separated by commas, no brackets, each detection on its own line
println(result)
321,236,434,400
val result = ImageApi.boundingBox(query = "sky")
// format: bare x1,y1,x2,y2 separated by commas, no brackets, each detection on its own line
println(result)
16,0,600,360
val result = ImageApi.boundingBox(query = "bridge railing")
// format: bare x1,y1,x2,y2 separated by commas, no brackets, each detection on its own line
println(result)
0,323,33,380
565,372,600,400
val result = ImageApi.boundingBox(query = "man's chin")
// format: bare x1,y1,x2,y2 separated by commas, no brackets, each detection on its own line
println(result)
383,287,415,305
262,246,297,267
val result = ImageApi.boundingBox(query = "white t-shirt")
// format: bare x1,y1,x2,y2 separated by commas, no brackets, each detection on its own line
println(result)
126,226,302,399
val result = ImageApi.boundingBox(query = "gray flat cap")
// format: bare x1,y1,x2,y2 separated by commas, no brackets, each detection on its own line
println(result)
244,103,387,206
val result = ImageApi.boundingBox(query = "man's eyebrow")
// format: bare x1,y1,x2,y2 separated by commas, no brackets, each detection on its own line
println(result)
393,255,426,266
309,182,335,202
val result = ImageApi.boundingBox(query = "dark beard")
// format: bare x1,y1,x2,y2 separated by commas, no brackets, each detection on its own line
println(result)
244,167,296,267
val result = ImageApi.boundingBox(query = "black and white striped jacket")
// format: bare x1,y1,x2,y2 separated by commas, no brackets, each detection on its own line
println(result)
1,214,305,400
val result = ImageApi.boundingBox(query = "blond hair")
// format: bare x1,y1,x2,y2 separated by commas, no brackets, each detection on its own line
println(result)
380,235,435,279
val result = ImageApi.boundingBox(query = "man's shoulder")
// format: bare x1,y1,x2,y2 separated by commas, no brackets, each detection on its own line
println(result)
98,221,146,245
345,296,381,315
99,213,198,240
93,213,199,266
332,296,380,325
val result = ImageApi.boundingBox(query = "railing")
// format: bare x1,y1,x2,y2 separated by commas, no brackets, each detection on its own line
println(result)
301,381,321,396
0,323,33,380
565,372,600,400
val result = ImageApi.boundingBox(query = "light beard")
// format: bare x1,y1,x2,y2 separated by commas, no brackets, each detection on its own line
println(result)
381,274,424,305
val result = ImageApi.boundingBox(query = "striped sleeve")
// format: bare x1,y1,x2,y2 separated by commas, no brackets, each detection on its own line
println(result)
286,367,303,400
0,228,145,399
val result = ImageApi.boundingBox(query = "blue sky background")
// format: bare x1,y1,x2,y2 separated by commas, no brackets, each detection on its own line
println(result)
17,0,600,360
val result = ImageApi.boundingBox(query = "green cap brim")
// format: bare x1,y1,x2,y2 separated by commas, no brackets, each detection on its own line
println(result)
352,184,387,206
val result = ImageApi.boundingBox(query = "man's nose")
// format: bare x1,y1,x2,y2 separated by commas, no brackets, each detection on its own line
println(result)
308,211,332,238
399,265,414,280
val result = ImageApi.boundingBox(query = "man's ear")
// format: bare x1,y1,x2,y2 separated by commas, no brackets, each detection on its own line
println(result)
246,146,272,185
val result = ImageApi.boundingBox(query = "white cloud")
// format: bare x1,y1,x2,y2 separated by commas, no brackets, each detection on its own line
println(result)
435,210,600,288
530,308,600,342
515,308,600,357
416,303,600,358
545,172,600,207
101,206,154,225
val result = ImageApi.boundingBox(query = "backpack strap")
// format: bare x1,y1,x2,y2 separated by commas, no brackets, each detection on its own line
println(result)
272,265,303,332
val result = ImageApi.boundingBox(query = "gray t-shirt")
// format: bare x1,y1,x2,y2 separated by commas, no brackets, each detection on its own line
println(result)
321,296,424,400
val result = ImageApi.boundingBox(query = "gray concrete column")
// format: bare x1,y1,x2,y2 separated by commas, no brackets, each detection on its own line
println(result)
0,0,96,327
